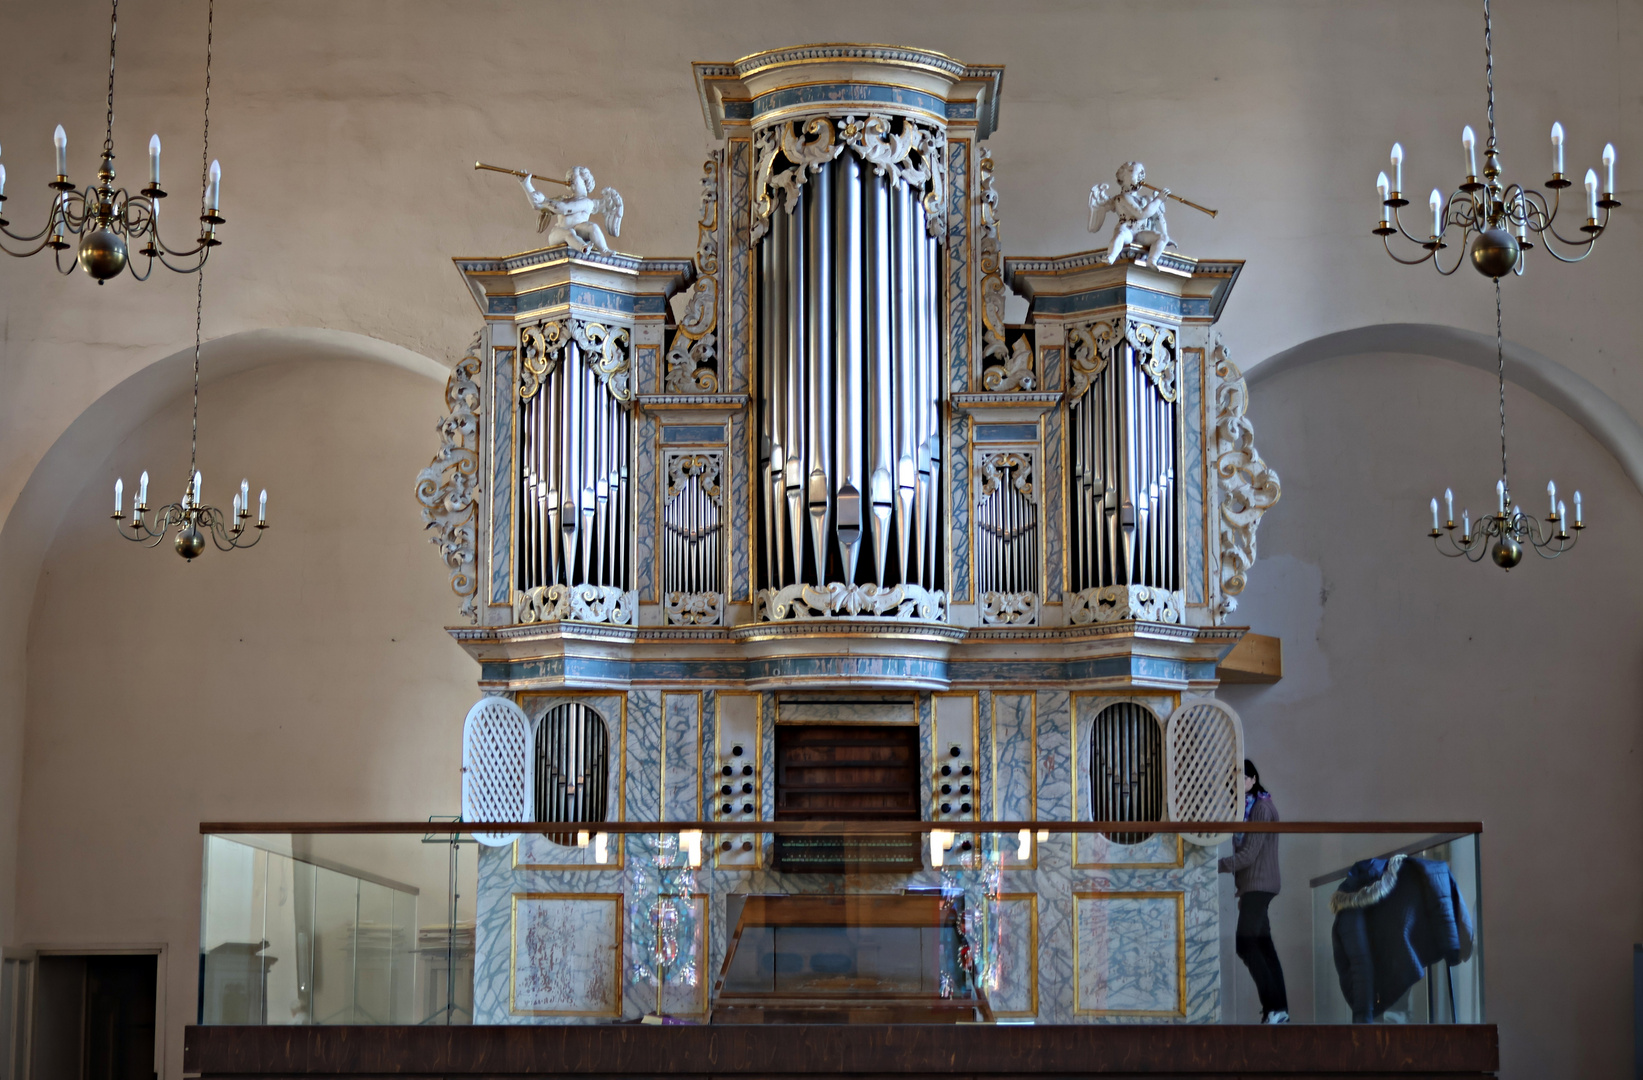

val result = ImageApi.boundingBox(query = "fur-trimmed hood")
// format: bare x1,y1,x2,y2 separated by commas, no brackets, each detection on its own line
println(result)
1330,854,1405,914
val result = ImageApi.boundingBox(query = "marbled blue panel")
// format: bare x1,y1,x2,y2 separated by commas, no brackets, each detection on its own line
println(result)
636,345,659,397
626,691,664,824
1182,347,1207,607
1044,406,1065,602
492,348,515,606
1032,286,1205,320
512,894,624,1015
478,653,1222,688
656,894,709,1017
473,845,514,1023
1077,831,1182,870
751,84,949,124
1036,690,1073,823
1181,846,1222,1022
1042,345,1064,395
917,693,934,818
949,415,971,601
992,894,1039,1016
662,693,701,821
778,700,917,724
1075,892,1182,1016
728,139,751,394
635,413,658,603
992,694,1035,820
730,409,750,601
489,284,668,317
661,425,725,444
946,140,970,393
975,424,1038,443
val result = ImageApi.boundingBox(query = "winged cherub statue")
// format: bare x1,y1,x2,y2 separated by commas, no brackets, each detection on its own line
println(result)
521,166,624,254
1088,161,1173,266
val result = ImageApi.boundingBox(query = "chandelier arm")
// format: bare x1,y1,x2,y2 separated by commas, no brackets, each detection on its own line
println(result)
1388,204,1438,247
156,249,210,275
1381,234,1437,266
53,246,77,275
1432,238,1470,276
0,199,72,247
126,250,155,282
1534,234,1599,263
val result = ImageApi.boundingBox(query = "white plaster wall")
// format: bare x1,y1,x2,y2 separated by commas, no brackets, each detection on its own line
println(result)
1219,352,1643,1079
18,357,474,1077
0,1,1639,1077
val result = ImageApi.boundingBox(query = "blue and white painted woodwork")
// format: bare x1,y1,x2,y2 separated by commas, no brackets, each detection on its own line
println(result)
430,43,1280,1028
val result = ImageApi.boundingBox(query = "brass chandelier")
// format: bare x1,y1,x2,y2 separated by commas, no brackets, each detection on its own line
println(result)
112,266,268,559
1374,0,1618,277
0,0,223,282
1375,0,1606,568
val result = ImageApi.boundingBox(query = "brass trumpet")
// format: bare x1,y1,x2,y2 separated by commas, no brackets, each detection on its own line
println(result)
1140,181,1218,218
474,161,571,187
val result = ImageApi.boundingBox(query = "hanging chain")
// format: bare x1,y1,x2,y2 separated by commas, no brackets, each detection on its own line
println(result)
1495,278,1509,499
188,0,215,481
102,0,119,161
1482,0,1498,150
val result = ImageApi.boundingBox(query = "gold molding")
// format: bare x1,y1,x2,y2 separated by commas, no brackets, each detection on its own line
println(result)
993,892,1040,1017
509,892,624,1017
1071,890,1186,1018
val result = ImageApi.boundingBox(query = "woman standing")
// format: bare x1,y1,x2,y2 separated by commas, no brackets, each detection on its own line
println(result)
1218,759,1289,1023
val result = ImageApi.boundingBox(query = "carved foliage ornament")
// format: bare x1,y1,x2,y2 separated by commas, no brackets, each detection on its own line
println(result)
976,148,1038,394
1213,336,1281,598
1067,585,1184,626
751,114,947,243
665,452,723,503
980,591,1038,626
665,591,723,627
514,583,637,626
756,582,947,622
518,318,634,403
415,334,483,624
1064,317,1178,402
665,152,721,394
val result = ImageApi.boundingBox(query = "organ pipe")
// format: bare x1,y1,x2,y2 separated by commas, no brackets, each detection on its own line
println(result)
755,152,944,595
516,337,632,595
1068,340,1181,593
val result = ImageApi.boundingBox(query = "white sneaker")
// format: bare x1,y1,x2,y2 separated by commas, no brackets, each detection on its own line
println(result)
1263,1010,1290,1024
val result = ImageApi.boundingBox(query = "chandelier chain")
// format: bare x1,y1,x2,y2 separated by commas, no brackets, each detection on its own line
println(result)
102,0,119,160
1482,0,1497,148
1496,278,1508,494
189,0,215,480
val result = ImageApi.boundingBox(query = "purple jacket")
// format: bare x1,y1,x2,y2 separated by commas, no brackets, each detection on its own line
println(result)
1219,794,1281,896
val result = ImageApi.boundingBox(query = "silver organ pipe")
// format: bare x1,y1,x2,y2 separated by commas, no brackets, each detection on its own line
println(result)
1068,338,1181,593
662,453,723,598
755,146,944,598
975,453,1038,600
516,330,633,596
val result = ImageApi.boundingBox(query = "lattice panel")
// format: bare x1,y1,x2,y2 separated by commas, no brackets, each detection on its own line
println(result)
1165,698,1244,847
461,696,533,847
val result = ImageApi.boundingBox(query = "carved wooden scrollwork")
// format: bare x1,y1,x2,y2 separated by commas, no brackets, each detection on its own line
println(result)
415,334,483,623
666,152,721,393
1213,335,1281,600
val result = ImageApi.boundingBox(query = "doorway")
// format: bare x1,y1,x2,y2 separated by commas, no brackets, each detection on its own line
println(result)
31,955,156,1080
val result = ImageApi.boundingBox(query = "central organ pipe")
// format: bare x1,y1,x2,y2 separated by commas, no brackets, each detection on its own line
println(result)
757,149,944,597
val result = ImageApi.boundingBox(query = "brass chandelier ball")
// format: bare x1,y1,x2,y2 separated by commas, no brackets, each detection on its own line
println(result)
77,226,128,282
1469,227,1520,279
175,523,205,560
1491,534,1523,568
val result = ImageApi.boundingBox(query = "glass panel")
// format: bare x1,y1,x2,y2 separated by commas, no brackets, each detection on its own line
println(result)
196,825,1479,1027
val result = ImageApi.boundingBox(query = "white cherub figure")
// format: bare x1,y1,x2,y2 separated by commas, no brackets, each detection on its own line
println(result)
521,166,624,254
1088,161,1173,266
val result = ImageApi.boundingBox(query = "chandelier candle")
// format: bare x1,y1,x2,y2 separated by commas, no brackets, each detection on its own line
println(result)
149,135,160,185
53,126,66,177
1552,122,1565,176
1462,125,1478,179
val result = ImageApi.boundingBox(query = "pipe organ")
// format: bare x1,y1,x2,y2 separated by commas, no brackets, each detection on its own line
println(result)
421,43,1281,1026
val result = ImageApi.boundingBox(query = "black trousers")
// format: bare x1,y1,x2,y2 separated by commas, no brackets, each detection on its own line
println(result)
1235,890,1289,1016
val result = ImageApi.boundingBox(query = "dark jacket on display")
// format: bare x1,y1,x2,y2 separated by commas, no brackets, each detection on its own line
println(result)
1330,854,1474,1023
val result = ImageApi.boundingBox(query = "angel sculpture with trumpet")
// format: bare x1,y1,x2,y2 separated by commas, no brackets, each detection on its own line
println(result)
1088,161,1218,266
477,162,624,254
